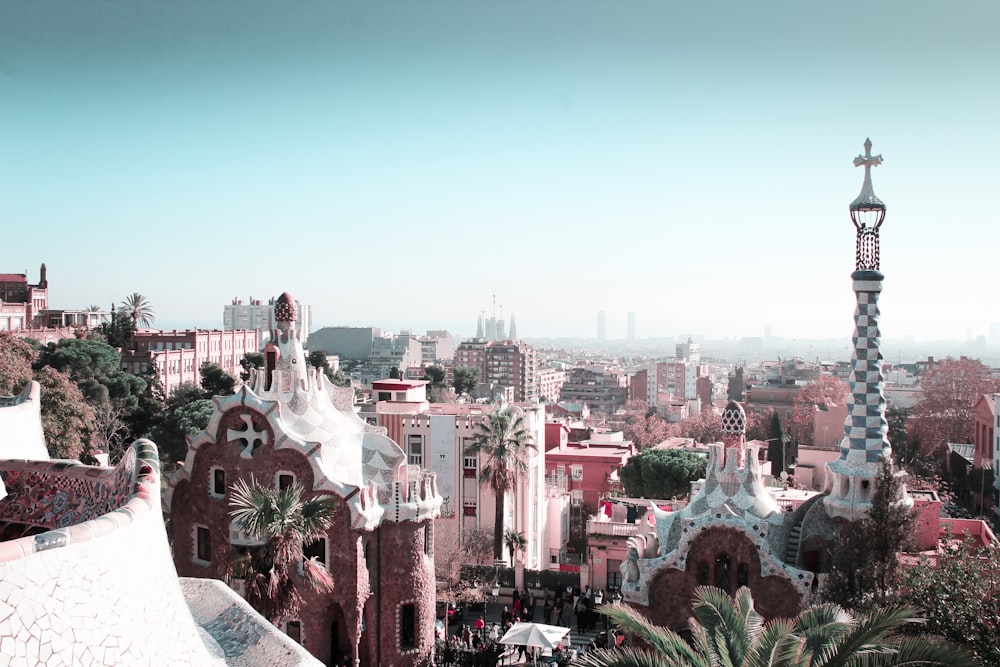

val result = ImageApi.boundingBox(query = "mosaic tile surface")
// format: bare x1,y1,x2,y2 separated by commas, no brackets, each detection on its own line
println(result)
0,440,315,666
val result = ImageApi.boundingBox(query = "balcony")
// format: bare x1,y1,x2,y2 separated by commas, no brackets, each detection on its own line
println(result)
586,520,642,537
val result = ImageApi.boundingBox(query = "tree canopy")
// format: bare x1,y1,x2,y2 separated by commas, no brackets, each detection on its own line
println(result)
822,457,914,611
900,536,1000,666
200,362,236,397
149,383,213,467
909,357,998,457
0,331,35,395
620,448,707,499
787,374,848,447
453,366,479,395
35,366,97,460
239,352,265,382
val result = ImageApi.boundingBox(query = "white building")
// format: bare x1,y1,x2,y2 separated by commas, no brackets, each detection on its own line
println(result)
223,295,311,348
363,390,549,570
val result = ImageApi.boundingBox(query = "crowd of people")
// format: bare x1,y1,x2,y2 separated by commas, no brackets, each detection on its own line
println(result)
437,584,624,666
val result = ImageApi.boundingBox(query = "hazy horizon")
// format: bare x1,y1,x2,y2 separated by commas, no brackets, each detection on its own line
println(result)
2,1,997,343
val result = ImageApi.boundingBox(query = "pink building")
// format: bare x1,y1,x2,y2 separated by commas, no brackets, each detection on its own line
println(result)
973,394,997,468
121,328,259,395
166,293,441,666
544,426,634,511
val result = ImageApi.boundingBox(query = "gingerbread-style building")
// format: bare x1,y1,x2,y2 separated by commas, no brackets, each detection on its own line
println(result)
166,292,441,666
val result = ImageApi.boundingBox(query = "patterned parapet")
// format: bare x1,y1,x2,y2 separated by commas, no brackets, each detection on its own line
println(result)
0,440,321,666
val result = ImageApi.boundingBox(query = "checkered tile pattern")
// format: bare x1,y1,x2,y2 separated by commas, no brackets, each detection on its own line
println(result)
839,286,891,464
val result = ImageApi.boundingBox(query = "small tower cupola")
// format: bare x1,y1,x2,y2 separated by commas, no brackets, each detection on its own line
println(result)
850,138,886,271
720,400,747,450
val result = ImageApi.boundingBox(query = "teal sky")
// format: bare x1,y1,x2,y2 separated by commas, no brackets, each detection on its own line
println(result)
1,1,997,342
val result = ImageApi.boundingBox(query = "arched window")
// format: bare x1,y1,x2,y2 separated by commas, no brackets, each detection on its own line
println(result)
737,562,749,588
714,554,731,593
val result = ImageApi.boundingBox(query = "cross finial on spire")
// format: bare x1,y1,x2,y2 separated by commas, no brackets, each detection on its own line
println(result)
853,137,883,184
850,138,885,214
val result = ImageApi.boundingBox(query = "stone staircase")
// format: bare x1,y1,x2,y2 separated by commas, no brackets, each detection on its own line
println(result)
785,515,804,565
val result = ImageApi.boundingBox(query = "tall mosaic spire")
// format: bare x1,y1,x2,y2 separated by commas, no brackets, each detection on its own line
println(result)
824,139,911,521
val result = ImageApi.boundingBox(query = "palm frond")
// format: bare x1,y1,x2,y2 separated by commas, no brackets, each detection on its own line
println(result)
598,604,709,666
745,619,805,667
795,603,855,665
573,646,693,667
692,585,759,663
813,606,923,667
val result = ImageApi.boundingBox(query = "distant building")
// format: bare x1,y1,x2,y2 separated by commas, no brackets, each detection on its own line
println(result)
121,329,259,395
536,365,566,403
559,365,628,415
309,326,382,361
675,338,700,364
455,339,538,403
418,330,455,365
655,358,704,402
0,264,48,332
224,295,311,347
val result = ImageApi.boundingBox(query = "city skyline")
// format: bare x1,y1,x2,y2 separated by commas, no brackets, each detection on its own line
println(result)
2,1,998,342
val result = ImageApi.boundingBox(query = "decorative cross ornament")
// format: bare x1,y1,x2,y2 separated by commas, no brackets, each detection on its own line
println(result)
853,137,882,179
227,412,271,458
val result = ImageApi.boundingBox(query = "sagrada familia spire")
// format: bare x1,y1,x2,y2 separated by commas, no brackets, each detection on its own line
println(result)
824,139,912,520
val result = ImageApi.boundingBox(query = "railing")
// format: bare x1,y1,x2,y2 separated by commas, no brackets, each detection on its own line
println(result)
586,520,641,537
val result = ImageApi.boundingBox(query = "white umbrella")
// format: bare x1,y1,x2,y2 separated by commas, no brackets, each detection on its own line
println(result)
498,622,571,665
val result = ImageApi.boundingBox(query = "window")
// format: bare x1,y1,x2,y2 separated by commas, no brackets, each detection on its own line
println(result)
399,603,417,650
697,560,709,585
304,537,327,566
211,468,226,497
714,553,731,593
407,435,423,467
737,562,749,587
607,559,622,589
463,456,477,478
277,473,295,491
195,526,211,563
285,620,301,644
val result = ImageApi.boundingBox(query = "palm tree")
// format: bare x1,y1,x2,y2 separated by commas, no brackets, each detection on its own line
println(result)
504,528,527,565
576,586,979,667
222,478,337,623
465,405,535,562
119,292,155,328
